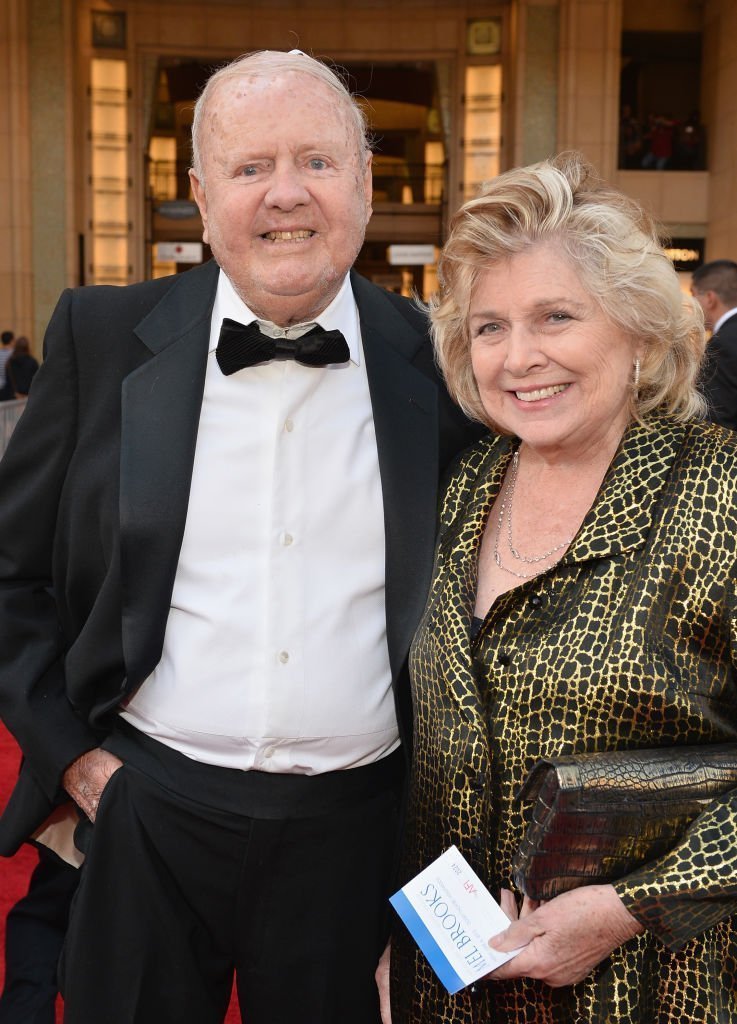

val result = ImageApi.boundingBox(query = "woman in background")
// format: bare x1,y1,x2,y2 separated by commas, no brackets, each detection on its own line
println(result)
0,337,38,400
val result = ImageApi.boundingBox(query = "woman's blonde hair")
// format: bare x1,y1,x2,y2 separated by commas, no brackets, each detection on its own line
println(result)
430,152,706,429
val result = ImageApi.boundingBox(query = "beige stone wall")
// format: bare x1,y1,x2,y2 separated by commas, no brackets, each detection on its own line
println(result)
123,0,467,56
513,0,559,167
29,0,75,351
613,170,709,239
703,0,737,260
622,0,701,33
0,0,33,345
0,0,75,356
557,0,621,178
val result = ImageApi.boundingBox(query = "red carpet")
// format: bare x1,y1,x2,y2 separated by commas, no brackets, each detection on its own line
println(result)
0,722,240,1021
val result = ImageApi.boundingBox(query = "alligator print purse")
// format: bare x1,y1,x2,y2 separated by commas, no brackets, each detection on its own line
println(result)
512,743,737,900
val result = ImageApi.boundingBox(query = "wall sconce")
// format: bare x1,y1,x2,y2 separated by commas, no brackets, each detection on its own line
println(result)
91,10,127,49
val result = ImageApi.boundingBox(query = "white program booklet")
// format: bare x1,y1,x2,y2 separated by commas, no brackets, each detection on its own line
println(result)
390,846,526,994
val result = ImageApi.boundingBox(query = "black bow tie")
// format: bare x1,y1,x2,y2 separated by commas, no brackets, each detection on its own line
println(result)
216,318,350,375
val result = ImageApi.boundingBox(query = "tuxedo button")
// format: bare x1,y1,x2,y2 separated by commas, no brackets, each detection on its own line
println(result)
278,650,289,664
284,418,294,432
282,532,294,546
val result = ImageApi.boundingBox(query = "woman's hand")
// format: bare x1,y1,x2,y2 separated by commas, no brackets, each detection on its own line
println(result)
375,941,392,1024
487,885,644,988
499,886,539,923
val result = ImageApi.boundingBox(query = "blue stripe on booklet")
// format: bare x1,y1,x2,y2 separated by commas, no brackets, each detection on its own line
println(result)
390,889,466,994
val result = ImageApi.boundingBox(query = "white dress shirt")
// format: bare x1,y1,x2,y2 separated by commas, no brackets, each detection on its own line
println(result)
713,307,737,335
121,270,399,772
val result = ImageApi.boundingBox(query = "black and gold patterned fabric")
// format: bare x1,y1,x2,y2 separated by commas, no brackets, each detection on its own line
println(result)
392,414,737,1024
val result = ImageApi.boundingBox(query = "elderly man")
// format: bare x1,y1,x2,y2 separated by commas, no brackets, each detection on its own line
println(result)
0,50,478,1024
691,258,737,430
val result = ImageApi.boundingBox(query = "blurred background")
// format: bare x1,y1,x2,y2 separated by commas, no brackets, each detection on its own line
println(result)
0,0,732,355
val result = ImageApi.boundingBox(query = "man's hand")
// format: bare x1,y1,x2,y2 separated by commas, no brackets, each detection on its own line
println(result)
487,884,644,988
62,748,123,822
375,941,392,1024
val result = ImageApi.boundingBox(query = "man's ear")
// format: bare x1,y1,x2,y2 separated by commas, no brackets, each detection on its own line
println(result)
189,169,209,245
703,289,724,325
363,152,373,224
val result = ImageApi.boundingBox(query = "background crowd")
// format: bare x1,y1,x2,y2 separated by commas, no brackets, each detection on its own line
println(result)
618,105,706,170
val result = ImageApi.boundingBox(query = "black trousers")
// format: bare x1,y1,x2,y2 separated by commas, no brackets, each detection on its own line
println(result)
59,726,402,1024
0,847,77,1024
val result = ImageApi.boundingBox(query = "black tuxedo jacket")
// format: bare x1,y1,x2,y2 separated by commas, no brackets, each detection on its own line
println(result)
702,312,737,431
0,261,481,854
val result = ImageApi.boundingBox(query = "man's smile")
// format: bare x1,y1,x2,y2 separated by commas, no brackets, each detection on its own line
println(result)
260,229,315,241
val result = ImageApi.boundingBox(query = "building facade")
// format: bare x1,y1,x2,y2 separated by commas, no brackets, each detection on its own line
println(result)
2,0,735,351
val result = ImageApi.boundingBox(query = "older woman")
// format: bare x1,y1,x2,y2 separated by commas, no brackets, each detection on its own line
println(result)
386,153,737,1023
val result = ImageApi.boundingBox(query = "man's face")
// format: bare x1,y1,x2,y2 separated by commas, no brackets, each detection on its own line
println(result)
189,72,373,326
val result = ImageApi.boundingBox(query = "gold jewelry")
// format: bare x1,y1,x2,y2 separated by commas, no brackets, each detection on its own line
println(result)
493,450,573,579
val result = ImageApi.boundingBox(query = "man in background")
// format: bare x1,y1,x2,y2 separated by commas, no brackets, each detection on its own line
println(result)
0,50,479,1024
691,259,737,429
0,331,14,394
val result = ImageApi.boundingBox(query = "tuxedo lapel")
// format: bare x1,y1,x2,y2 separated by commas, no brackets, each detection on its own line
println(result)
119,261,218,687
120,266,444,688
351,273,441,679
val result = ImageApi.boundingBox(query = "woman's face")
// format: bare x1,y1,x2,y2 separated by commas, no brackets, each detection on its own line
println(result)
468,242,642,460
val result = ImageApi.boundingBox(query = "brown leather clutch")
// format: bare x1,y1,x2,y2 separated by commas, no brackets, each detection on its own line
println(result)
512,743,737,901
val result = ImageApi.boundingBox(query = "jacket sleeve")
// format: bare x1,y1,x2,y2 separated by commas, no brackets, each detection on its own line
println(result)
0,290,101,805
614,571,737,951
702,332,737,431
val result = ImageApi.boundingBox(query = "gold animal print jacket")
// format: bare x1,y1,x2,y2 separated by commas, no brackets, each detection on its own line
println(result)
392,415,737,1024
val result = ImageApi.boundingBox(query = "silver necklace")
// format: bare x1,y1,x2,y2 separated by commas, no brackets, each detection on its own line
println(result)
493,450,573,579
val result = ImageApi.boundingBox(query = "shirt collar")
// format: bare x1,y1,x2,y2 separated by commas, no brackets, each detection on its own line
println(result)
209,269,361,365
713,306,737,336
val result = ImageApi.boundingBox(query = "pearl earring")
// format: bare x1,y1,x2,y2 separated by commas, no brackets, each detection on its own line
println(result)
633,357,641,391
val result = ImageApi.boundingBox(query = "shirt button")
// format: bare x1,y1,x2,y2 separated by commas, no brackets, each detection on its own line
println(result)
284,418,294,432
282,532,294,546
470,772,486,793
278,650,289,664
528,594,542,607
264,746,275,759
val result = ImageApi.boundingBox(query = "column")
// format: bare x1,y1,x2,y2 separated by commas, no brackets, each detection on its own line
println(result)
0,0,33,344
703,0,737,258
557,0,622,177
29,0,74,348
